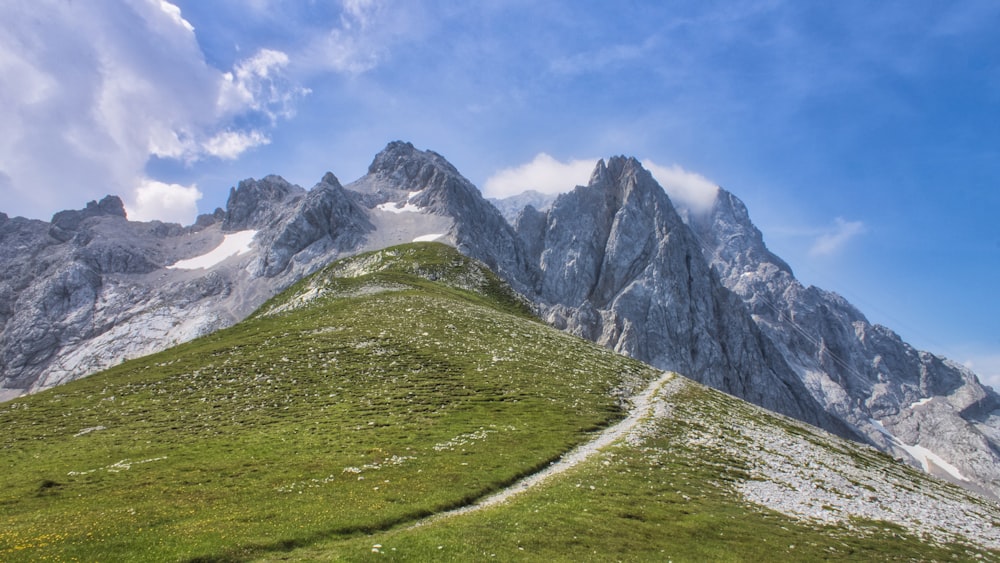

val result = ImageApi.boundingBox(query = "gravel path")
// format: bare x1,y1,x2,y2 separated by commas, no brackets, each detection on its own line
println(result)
411,371,676,527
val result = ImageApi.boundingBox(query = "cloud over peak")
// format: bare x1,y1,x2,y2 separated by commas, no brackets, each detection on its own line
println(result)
482,154,596,199
127,179,202,225
809,217,867,257
642,161,719,215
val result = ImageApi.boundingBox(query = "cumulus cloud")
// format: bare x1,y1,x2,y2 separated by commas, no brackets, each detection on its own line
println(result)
156,0,194,32
643,160,719,214
809,218,867,256
482,154,597,199
127,179,203,225
0,0,306,222
203,130,271,160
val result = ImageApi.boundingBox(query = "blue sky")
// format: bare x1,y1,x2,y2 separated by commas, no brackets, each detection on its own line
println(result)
1,1,998,386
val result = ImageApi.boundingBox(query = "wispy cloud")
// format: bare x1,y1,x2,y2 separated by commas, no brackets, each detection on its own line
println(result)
300,0,425,75
482,153,596,199
643,160,719,214
203,130,271,160
550,36,659,76
218,49,308,123
809,218,867,257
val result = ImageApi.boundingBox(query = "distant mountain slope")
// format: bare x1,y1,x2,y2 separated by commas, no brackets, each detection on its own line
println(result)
0,172,376,400
686,186,1000,499
1,243,995,561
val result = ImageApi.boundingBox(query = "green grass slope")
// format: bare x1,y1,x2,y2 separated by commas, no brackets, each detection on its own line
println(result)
0,243,658,561
282,378,1000,562
1,242,997,562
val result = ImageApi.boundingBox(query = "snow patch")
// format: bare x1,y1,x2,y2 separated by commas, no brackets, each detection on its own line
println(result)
377,190,425,214
413,233,445,242
869,419,967,481
910,397,933,408
167,230,257,270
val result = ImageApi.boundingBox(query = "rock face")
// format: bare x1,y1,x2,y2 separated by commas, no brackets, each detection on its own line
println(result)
2,140,997,499
0,174,372,401
508,157,850,436
686,187,1000,498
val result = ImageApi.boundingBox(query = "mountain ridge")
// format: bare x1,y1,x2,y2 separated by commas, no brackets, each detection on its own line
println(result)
0,140,997,501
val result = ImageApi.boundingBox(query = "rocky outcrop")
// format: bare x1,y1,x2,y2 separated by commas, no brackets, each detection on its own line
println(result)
222,175,304,231
252,172,373,277
49,195,127,242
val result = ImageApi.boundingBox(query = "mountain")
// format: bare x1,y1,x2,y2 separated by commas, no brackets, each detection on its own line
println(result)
1,140,998,500
506,157,852,438
1,242,996,561
0,173,372,401
488,189,557,224
686,186,1000,498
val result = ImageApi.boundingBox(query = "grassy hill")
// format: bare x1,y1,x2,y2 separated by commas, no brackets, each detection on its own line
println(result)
1,243,997,561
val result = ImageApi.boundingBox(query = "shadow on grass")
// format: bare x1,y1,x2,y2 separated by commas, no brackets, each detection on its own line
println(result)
183,448,580,561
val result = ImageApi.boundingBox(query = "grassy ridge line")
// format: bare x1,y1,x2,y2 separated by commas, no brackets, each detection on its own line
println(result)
0,242,658,561
254,242,535,322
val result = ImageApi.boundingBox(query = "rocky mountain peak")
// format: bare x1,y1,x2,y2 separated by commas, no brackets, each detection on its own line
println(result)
222,175,304,231
688,187,794,283
48,195,128,242
686,185,1000,497
354,141,539,294
586,156,670,213
320,171,341,187
365,140,460,185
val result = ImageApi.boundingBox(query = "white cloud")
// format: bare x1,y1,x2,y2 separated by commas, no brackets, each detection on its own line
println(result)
482,154,597,199
127,179,203,225
203,130,271,160
643,160,719,214
809,218,867,257
0,0,307,222
156,0,194,32
218,49,308,122
341,0,380,28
